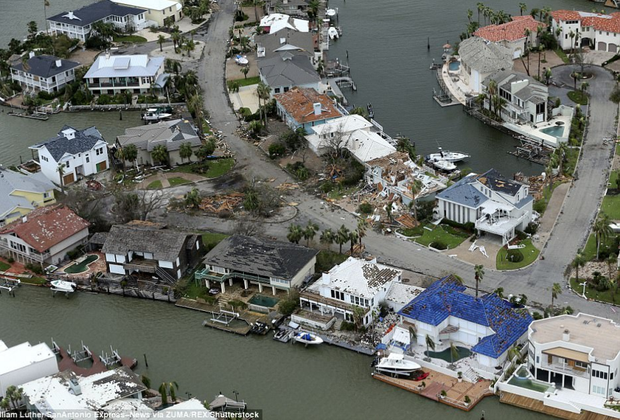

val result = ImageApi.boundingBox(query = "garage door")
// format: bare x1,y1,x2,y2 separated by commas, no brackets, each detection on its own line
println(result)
96,161,107,172
598,41,607,51
609,44,618,53
63,173,75,185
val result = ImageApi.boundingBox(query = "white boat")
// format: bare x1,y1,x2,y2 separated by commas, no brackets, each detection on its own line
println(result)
235,54,248,65
326,8,338,17
327,27,340,40
375,353,421,375
50,280,77,294
293,331,323,345
426,147,470,163
142,108,172,122
430,158,456,172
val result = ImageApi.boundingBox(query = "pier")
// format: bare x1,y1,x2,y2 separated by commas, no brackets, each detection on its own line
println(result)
7,111,49,121
0,277,19,296
54,341,137,377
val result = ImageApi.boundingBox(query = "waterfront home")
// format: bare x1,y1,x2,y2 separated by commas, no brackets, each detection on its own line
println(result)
482,70,548,125
364,152,446,206
457,36,513,95
111,0,182,27
47,0,147,42
255,29,317,62
102,223,203,281
260,13,310,34
0,340,58,398
195,235,318,295
435,169,533,245
265,0,310,19
551,10,620,52
29,126,110,186
22,367,152,418
298,257,404,329
259,53,321,94
274,87,342,131
397,275,532,370
473,16,546,59
0,205,90,266
84,54,167,96
115,119,202,167
10,53,80,95
0,167,56,227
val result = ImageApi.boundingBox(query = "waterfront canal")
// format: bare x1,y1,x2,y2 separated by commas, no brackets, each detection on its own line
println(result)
0,286,551,420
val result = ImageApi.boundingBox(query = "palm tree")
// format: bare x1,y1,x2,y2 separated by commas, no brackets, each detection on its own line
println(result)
607,254,618,286
320,228,335,251
165,58,182,76
572,250,586,282
357,218,369,248
519,2,527,16
551,282,562,308
179,142,193,163
151,144,169,166
184,188,201,208
467,9,473,23
474,264,484,298
124,144,138,168
158,35,166,52
593,215,613,260
477,2,485,25
336,225,350,254
287,224,303,244
171,29,182,53
408,323,417,349
302,221,319,246
449,342,459,367
57,163,66,192
240,65,250,79
159,382,178,405
256,82,271,128
43,0,50,34
0,398,9,411
348,230,359,255
425,334,435,361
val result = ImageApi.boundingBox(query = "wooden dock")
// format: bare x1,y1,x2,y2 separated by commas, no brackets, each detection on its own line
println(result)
57,346,137,377
177,298,269,336
499,391,614,420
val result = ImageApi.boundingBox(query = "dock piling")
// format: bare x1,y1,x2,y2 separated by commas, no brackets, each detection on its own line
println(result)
143,353,149,368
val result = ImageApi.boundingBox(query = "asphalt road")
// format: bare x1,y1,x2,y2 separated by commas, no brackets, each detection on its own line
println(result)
156,2,619,318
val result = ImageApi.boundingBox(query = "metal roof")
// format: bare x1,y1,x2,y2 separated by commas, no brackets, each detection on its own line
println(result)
84,55,164,79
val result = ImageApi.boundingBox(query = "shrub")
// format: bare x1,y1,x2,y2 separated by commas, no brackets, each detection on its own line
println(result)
96,94,112,105
228,299,247,310
358,202,373,214
340,321,355,331
319,181,334,194
268,143,285,159
191,162,210,174
278,297,299,316
524,222,538,235
429,241,447,250
464,395,471,404
506,249,524,263
515,230,527,240
25,263,43,275
7,257,14,264
532,311,543,320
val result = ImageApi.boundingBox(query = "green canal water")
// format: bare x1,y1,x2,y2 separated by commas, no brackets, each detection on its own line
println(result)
0,287,551,420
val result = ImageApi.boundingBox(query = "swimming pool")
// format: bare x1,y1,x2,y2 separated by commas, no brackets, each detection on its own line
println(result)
425,346,471,362
449,61,460,71
248,294,280,308
540,125,565,138
508,376,553,393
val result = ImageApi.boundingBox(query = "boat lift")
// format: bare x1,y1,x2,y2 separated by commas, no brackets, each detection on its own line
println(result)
210,309,240,326
71,342,93,363
100,346,123,367
0,277,19,297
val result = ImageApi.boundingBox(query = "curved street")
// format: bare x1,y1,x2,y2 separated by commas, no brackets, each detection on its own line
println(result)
175,0,619,317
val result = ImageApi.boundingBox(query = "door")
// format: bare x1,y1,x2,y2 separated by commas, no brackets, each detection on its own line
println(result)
96,161,107,172
63,173,75,185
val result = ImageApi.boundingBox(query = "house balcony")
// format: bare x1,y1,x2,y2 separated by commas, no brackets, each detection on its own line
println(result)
300,290,371,315
194,268,271,285
540,361,590,379
123,259,158,274
0,240,50,263
89,80,140,88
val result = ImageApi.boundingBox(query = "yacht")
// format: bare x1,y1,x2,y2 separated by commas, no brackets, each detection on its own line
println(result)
293,331,323,345
50,280,77,296
426,147,470,163
375,353,421,376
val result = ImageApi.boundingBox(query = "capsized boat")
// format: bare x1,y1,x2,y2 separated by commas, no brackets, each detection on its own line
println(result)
50,280,77,294
426,147,470,163
293,331,323,345
375,353,421,375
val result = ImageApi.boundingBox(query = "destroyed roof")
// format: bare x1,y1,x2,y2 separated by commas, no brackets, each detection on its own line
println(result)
203,235,318,280
0,205,89,252
475,169,523,196
102,225,191,262
274,87,342,124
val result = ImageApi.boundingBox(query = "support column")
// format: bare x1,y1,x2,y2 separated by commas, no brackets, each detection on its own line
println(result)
221,282,226,293
243,279,249,289
228,278,233,287
271,285,276,296
258,283,263,293
205,280,210,288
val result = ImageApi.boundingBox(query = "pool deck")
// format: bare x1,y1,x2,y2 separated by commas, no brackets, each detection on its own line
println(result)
373,369,493,411
58,252,106,278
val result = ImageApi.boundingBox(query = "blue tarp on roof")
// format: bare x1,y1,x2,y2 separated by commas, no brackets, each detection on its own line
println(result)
398,276,532,359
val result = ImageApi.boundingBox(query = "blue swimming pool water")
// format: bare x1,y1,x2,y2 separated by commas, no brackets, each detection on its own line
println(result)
449,61,460,71
540,125,565,138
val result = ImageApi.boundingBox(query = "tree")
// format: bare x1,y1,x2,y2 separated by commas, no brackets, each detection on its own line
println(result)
357,218,369,248
348,230,359,255
179,142,194,163
307,0,320,23
240,65,249,79
425,334,435,361
123,144,138,168
409,179,423,225
159,381,178,406
184,188,201,208
171,29,182,53
57,163,66,192
408,323,417,349
320,228,335,251
0,398,9,411
287,224,303,244
572,251,586,282
593,215,612,260
43,0,50,34
158,35,166,52
194,141,216,161
519,2,527,15
477,2,485,25
551,282,562,308
474,264,484,298
151,144,169,166
256,81,271,128
608,254,618,288
302,221,319,246
336,225,350,254
113,190,164,223
27,21,38,40
449,342,459,367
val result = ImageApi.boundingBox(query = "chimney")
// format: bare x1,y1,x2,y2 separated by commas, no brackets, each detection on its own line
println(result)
105,51,110,60
29,51,35,59
55,59,62,68
313,102,322,115
562,329,570,342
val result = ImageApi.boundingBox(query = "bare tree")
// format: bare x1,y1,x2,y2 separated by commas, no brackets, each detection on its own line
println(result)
113,190,165,223
323,121,350,164
232,218,265,236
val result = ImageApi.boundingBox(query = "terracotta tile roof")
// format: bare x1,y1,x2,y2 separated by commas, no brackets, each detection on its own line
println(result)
0,205,89,252
274,87,342,125
474,16,546,42
551,10,620,33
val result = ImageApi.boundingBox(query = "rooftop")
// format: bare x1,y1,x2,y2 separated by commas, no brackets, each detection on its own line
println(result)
255,29,314,59
274,87,341,125
0,168,55,219
551,10,620,34
259,53,320,88
84,55,164,79
343,130,396,163
0,205,90,253
530,313,620,362
474,16,546,42
48,0,146,27
437,174,489,208
398,276,532,358
310,114,374,136
458,36,513,74
11,55,80,79
116,119,201,152
260,13,310,33
30,126,106,162
203,235,318,280
111,0,181,12
475,169,524,196
0,340,56,377
101,224,193,262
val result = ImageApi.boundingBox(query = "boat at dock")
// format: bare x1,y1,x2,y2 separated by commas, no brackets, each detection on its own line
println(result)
142,108,172,122
7,111,49,121
429,158,456,172
273,328,293,343
426,147,470,163
50,280,77,296
375,353,421,376
293,331,323,345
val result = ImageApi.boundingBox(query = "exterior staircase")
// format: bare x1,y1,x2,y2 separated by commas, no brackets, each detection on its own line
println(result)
155,267,176,284
463,367,479,383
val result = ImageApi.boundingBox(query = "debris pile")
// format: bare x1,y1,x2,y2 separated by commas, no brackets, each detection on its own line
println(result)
198,193,244,215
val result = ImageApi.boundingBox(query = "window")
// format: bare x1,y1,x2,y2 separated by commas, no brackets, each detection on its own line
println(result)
274,88,281,94
96,147,104,156
575,361,588,369
86,156,90,163
65,160,70,168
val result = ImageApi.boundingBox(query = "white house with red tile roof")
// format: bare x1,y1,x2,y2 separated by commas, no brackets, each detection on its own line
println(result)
474,16,546,58
0,205,90,266
551,10,620,52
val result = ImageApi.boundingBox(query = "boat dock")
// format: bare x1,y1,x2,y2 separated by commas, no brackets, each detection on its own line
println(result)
176,298,269,336
0,277,19,296
507,138,552,166
54,340,137,377
7,111,49,121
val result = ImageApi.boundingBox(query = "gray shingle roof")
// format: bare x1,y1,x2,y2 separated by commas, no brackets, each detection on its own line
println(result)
12,55,80,79
102,225,191,262
256,29,314,60
476,169,523,196
437,176,488,208
258,53,320,88
484,70,547,104
30,126,105,161
203,235,318,280
459,37,513,74
116,119,202,152
48,0,145,27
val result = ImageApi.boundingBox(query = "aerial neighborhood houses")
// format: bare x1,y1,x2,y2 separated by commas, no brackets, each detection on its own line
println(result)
84,54,167,95
111,0,184,27
550,10,620,53
0,166,56,227
10,54,80,95
473,15,546,59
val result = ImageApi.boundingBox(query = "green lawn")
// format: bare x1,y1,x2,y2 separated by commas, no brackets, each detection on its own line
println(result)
168,177,190,186
201,232,229,251
147,180,162,190
21,276,47,285
570,277,619,304
172,158,235,178
409,224,470,249
563,148,579,177
114,35,147,43
554,48,569,64
327,186,357,200
601,194,620,220
616,143,620,155
316,250,348,272
567,90,588,105
231,76,260,87
496,239,540,270
609,169,620,189
582,233,617,261
0,261,10,271
533,181,562,215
